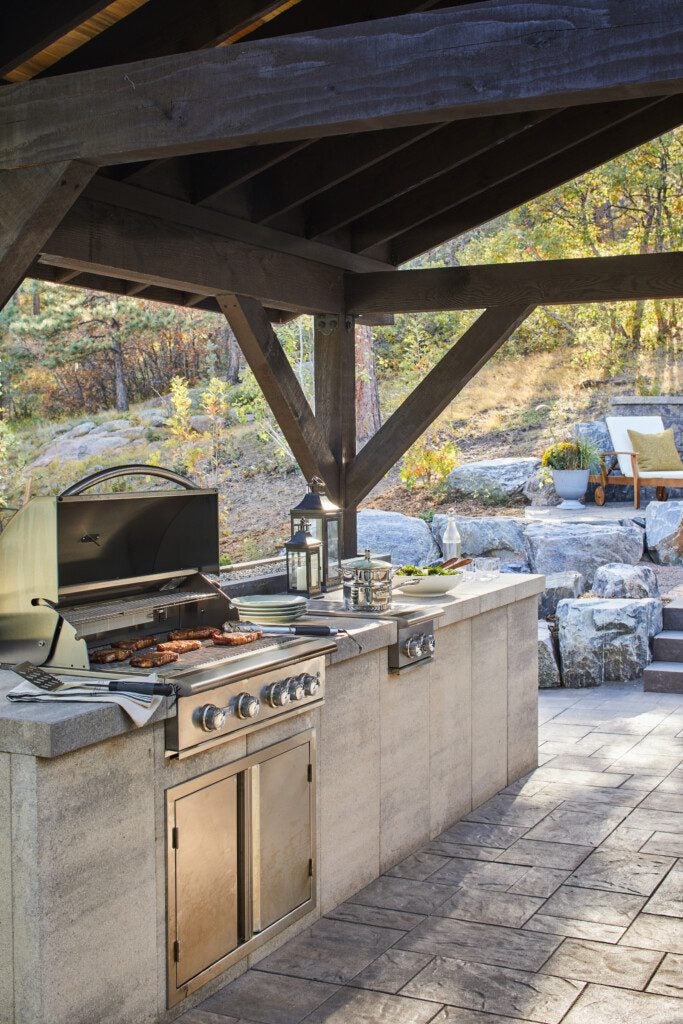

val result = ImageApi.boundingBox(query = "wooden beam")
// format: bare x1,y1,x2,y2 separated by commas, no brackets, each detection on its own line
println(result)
0,1,112,77
0,161,94,309
351,98,661,252
3,1,681,170
313,313,357,551
346,304,534,504
391,95,683,263
346,252,683,313
40,196,346,314
217,294,339,492
306,110,554,239
83,175,393,276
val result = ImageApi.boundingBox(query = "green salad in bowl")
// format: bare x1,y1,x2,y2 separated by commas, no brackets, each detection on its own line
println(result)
394,564,464,595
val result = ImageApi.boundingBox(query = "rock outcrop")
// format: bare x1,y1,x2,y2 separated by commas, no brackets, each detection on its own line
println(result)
557,597,662,687
357,509,441,567
645,501,683,566
593,562,659,599
539,571,585,619
524,521,644,586
447,457,540,501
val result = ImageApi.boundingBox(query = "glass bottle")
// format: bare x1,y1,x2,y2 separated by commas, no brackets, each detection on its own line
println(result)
442,515,462,561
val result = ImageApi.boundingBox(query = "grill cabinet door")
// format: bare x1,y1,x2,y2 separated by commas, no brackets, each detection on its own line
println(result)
174,776,238,987
252,740,312,932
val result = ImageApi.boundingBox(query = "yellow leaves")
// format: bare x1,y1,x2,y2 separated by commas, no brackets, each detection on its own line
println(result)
400,435,459,492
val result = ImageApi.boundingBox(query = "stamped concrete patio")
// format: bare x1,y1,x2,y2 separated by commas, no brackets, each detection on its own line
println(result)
181,683,683,1024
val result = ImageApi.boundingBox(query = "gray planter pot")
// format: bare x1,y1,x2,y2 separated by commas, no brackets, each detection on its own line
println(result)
552,469,590,510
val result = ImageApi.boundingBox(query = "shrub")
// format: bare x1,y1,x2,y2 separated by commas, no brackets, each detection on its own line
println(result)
400,435,459,492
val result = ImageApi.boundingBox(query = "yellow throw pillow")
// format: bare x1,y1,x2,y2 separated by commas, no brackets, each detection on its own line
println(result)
627,427,683,472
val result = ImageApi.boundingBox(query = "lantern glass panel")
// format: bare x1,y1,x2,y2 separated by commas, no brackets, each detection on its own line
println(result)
310,549,321,589
327,519,339,565
288,551,308,592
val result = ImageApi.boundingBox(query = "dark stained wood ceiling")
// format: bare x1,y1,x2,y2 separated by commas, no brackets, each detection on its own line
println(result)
4,0,680,316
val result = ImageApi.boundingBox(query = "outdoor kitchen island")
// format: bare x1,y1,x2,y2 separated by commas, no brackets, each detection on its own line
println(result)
0,572,542,1024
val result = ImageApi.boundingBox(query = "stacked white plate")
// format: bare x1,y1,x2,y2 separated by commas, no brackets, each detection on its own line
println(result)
231,594,307,624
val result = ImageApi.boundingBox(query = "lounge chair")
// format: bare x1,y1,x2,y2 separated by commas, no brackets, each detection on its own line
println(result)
589,415,683,509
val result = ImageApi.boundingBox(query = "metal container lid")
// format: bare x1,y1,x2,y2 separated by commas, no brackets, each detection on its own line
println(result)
344,549,392,570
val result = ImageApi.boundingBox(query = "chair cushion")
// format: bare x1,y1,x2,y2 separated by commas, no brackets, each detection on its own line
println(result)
638,470,683,479
605,416,665,476
627,427,683,471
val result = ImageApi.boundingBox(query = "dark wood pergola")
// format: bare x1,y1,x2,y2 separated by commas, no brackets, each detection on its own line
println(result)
1,0,682,551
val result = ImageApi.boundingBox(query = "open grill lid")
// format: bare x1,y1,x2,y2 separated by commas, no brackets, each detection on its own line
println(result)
56,465,219,596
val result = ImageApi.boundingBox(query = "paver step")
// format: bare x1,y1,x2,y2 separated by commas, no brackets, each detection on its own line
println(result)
663,600,683,630
652,630,683,662
644,660,683,694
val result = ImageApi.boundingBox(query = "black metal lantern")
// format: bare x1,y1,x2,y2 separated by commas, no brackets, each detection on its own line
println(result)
285,518,322,597
290,477,342,592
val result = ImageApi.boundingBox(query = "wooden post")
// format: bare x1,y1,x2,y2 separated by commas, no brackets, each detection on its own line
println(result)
0,161,94,311
313,313,357,557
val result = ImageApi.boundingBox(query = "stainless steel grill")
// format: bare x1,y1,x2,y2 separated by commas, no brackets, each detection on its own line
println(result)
0,464,335,754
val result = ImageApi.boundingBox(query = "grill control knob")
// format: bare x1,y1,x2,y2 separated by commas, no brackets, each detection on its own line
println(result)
235,692,261,719
403,635,424,659
265,681,291,708
197,704,227,732
425,633,436,655
300,673,320,697
288,676,306,702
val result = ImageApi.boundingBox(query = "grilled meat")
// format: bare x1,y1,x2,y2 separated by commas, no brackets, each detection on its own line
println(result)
212,631,262,646
156,640,203,654
112,636,160,652
129,651,179,668
168,627,222,641
90,647,132,663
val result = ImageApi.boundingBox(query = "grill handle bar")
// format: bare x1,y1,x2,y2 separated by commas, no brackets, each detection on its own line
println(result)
58,464,200,497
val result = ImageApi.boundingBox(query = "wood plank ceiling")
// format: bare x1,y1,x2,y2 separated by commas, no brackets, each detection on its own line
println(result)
3,0,681,318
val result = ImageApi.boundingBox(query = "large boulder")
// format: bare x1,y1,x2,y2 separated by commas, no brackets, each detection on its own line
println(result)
447,457,540,501
357,509,441,567
593,562,659,599
557,597,662,687
431,514,526,562
523,521,644,586
523,470,561,508
538,621,562,688
645,501,683,565
539,571,585,619
574,421,612,456
30,429,130,468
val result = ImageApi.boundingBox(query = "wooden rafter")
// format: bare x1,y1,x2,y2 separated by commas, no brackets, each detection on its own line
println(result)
0,1,113,77
305,110,555,239
2,1,681,170
218,295,339,493
345,304,535,505
0,161,94,309
251,124,444,225
392,95,683,262
346,252,683,314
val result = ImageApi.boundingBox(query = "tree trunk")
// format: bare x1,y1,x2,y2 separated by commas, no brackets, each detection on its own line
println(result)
354,323,381,445
221,322,242,384
31,281,41,316
111,334,129,412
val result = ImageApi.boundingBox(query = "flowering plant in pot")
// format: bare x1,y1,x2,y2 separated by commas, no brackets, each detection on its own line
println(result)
541,439,600,509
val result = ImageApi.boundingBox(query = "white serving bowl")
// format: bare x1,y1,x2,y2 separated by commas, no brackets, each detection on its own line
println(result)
394,573,464,596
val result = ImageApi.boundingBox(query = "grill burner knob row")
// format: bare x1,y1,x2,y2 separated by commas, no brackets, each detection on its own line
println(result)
287,676,306,702
235,692,261,719
265,681,291,708
300,673,320,696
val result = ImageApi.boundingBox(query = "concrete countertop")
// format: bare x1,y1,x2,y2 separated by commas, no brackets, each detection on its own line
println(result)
0,574,543,759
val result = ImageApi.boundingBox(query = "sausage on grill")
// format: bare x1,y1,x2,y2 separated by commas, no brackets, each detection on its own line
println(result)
212,631,262,646
156,640,203,654
129,651,179,668
168,627,222,640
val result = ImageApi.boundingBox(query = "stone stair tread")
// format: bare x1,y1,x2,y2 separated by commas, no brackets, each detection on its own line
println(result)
646,660,683,671
655,629,683,639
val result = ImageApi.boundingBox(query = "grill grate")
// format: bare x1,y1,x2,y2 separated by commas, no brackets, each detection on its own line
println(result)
88,632,302,677
61,589,220,627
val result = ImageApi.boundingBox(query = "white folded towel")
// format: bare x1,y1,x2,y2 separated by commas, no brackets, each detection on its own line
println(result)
6,673,164,727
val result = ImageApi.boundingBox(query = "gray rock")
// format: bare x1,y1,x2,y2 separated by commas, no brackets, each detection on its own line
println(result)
645,501,683,565
539,571,585,619
573,421,612,457
92,419,131,432
593,562,659,599
189,414,216,433
538,622,562,688
62,420,96,439
357,509,442,567
523,521,644,586
30,431,130,468
432,514,526,560
523,470,561,507
447,457,540,501
138,409,169,426
557,598,662,687
500,561,532,574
